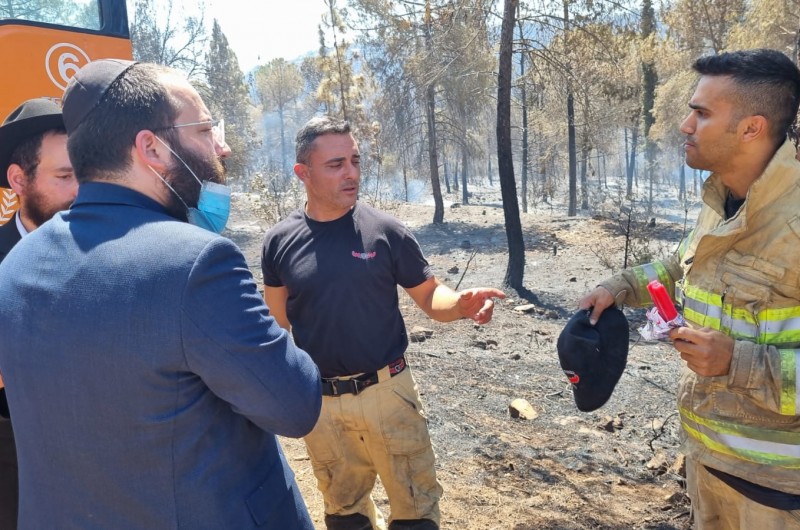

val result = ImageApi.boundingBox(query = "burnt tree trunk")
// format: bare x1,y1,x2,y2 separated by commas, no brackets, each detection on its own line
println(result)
424,15,444,223
627,124,638,198
461,146,469,205
519,38,529,214
567,92,577,216
497,0,524,290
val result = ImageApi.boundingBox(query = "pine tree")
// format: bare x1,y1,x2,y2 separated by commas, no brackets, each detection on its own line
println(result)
641,0,658,211
203,19,256,181
254,59,304,174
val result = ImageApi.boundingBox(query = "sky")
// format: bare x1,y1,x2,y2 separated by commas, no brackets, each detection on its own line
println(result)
207,0,329,73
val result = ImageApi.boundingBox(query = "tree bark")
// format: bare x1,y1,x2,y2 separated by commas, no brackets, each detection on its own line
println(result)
426,82,444,223
278,104,287,175
497,0,524,290
567,92,577,216
443,154,451,194
580,143,589,210
327,0,349,121
402,152,409,202
423,7,444,223
678,145,686,201
461,146,469,205
641,0,657,213
627,124,638,197
520,45,529,214
487,136,493,187
564,0,577,217
538,124,547,202
580,110,589,210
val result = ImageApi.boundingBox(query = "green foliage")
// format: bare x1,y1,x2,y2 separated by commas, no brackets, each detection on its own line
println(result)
134,0,800,225
253,59,304,172
661,0,746,55
248,170,305,226
640,0,657,137
254,59,304,113
202,20,257,181
726,0,800,54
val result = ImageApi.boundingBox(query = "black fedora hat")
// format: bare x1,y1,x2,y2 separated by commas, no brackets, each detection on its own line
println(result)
0,98,65,187
557,307,629,412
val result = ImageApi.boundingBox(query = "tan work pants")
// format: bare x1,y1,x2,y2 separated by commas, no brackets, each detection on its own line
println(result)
304,367,442,529
687,457,800,529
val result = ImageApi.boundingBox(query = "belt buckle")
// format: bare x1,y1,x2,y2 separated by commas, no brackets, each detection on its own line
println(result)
332,378,360,396
323,377,363,396
327,379,339,396
322,378,344,396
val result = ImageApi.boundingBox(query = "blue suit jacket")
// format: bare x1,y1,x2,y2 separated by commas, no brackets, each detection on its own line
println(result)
0,182,321,529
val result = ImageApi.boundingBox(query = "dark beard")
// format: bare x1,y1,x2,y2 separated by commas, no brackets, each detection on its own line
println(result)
23,183,72,228
162,139,225,221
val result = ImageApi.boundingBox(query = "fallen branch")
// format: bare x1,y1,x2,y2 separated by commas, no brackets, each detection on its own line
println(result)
648,411,679,453
455,249,479,291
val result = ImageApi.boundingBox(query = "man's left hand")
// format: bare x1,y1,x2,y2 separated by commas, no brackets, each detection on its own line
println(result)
668,326,735,377
457,288,506,325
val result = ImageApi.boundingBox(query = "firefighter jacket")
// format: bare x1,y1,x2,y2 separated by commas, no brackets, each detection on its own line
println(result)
600,139,800,495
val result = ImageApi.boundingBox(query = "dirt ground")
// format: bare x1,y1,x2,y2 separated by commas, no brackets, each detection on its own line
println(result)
227,186,695,530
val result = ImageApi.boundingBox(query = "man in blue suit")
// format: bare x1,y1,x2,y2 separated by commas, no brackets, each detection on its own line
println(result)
0,59,322,529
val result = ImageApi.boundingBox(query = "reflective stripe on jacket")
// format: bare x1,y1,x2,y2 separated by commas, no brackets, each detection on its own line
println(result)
601,140,800,494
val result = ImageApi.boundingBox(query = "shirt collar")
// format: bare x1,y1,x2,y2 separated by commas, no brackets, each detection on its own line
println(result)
14,211,28,237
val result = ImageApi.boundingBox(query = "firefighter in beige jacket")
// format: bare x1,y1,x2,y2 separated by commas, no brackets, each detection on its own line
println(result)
580,49,800,529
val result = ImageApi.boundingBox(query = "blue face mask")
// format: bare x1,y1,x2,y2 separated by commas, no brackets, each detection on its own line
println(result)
187,181,231,234
151,136,231,234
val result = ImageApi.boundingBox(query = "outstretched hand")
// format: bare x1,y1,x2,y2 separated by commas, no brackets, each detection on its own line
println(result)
577,286,615,325
457,288,506,325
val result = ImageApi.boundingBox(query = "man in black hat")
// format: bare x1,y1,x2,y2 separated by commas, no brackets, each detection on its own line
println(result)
0,97,76,528
0,98,75,260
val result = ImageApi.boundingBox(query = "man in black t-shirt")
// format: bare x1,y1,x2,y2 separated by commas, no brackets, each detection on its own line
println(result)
262,116,505,530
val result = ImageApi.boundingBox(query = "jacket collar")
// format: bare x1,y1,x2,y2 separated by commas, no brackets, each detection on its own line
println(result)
702,139,800,221
72,181,171,217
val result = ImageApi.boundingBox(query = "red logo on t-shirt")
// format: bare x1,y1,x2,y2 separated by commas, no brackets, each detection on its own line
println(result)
352,251,377,260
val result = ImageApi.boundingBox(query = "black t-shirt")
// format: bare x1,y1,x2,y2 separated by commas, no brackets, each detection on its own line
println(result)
724,193,745,220
261,203,432,378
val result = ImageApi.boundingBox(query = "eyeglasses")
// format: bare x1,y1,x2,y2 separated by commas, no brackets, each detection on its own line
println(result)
164,118,225,146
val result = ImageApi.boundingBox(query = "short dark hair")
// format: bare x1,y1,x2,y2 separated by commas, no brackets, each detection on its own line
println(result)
9,127,67,182
295,116,352,164
67,63,181,183
693,49,800,144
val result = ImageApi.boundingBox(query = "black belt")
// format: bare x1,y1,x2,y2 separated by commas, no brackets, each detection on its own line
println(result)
321,357,406,397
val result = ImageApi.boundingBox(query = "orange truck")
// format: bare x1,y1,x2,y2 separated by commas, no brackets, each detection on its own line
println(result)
0,0,132,223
